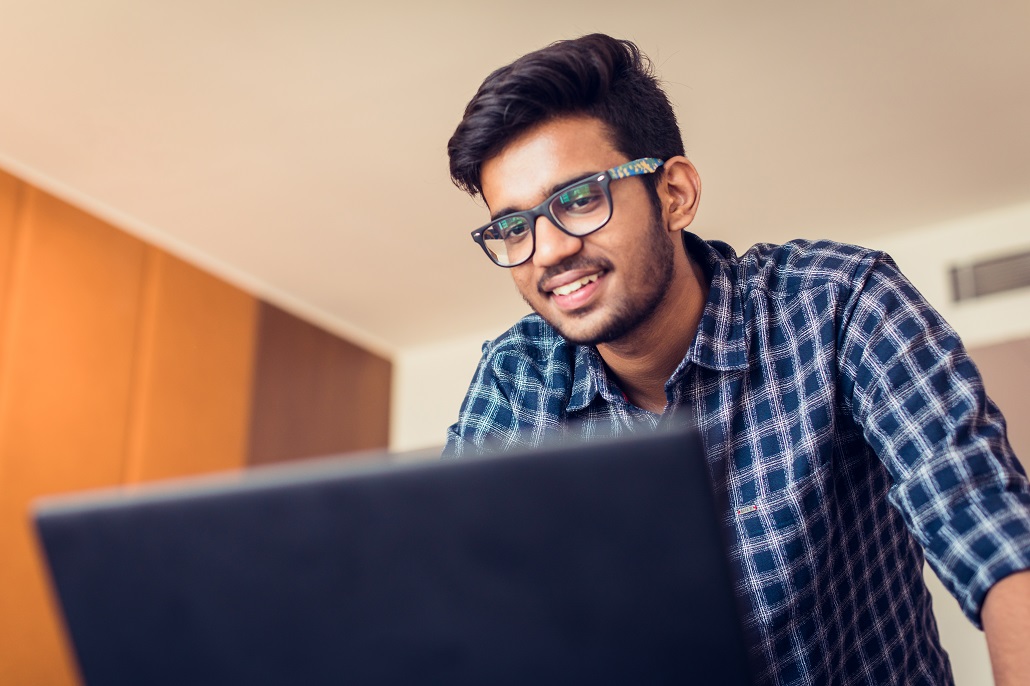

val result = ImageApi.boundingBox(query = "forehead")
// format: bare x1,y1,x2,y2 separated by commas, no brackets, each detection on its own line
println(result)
480,116,625,213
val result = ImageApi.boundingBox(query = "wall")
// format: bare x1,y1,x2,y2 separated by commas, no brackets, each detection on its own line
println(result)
391,201,1030,685
0,169,392,684
390,335,490,452
867,201,1030,350
249,302,392,464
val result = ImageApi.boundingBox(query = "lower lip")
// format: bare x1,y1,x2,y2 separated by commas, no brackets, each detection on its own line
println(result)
550,274,604,312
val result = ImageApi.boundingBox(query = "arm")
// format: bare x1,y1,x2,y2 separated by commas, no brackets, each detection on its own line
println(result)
839,253,1030,635
983,569,1030,686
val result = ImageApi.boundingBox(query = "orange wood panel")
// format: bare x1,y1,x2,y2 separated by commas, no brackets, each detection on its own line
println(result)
0,170,385,683
247,303,391,465
0,169,24,344
123,247,258,482
0,187,148,685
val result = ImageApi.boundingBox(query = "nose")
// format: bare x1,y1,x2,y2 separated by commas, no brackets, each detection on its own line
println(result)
531,216,583,267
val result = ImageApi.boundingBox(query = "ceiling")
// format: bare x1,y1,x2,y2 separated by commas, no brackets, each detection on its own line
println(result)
2,0,1028,356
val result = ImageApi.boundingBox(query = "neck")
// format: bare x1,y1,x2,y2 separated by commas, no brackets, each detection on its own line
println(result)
597,253,708,414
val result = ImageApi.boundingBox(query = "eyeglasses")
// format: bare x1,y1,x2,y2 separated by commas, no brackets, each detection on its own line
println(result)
470,157,664,267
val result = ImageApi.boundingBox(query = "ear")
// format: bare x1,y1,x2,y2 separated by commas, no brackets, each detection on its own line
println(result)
658,156,701,232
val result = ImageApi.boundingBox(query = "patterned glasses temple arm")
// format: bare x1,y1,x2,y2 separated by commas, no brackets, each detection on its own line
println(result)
606,158,664,180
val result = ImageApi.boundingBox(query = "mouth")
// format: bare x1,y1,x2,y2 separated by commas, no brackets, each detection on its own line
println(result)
544,270,607,312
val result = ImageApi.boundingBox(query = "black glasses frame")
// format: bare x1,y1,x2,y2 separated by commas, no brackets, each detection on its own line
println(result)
470,157,664,268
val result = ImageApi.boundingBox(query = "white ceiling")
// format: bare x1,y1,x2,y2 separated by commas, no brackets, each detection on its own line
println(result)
2,0,1028,356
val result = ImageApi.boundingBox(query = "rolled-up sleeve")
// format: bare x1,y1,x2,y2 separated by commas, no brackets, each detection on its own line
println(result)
841,253,1030,627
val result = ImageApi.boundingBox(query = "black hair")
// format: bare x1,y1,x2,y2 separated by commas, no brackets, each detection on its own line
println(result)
447,34,685,200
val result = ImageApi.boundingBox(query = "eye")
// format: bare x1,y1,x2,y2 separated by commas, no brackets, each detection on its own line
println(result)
556,183,604,215
489,216,530,242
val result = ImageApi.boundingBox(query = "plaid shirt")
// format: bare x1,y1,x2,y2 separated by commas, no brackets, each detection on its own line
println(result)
444,233,1030,685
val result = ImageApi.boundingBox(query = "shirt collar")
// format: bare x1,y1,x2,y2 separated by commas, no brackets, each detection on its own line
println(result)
681,232,749,372
565,232,748,414
568,345,611,412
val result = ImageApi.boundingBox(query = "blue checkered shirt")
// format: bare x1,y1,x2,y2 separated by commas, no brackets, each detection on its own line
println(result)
444,233,1030,685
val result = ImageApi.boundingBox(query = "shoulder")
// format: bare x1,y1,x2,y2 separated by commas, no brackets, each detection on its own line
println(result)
483,313,566,364
444,314,584,457
730,238,892,297
737,237,889,294
477,313,579,386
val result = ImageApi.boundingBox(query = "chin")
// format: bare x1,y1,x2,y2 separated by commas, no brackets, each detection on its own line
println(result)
544,310,626,346
545,297,661,346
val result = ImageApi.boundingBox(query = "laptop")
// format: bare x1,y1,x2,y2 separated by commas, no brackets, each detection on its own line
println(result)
34,426,754,685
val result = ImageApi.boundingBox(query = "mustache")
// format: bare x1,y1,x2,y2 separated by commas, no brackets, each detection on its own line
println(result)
536,256,614,293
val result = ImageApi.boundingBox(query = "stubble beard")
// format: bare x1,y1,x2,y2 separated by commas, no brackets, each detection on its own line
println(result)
525,217,677,346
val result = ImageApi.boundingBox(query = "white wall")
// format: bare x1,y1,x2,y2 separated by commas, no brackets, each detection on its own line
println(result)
866,201,1030,350
391,201,1030,684
389,334,497,454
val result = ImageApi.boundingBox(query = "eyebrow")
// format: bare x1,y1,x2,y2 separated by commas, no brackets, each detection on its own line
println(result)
489,170,601,221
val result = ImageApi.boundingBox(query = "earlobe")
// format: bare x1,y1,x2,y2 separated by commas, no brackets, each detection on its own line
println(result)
660,156,702,232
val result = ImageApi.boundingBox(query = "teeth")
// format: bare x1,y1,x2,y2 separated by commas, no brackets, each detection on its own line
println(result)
552,273,599,296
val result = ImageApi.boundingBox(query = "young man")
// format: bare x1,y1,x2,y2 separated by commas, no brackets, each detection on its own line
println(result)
444,34,1030,684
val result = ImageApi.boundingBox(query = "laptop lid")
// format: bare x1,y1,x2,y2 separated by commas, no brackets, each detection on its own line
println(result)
34,426,753,685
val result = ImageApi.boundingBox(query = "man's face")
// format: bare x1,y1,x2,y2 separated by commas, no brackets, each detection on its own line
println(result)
480,116,677,345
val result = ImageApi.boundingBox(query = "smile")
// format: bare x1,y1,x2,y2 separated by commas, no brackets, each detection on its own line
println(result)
550,273,600,296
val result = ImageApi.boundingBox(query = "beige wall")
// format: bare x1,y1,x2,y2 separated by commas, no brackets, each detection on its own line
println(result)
968,338,1030,460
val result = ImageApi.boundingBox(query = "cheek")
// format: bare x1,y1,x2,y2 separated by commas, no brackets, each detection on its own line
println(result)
511,267,537,297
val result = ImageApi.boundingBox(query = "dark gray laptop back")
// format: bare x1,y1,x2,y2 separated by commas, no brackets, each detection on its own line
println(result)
35,427,753,685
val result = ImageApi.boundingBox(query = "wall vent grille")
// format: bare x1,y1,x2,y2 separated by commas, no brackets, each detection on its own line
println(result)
950,248,1030,302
